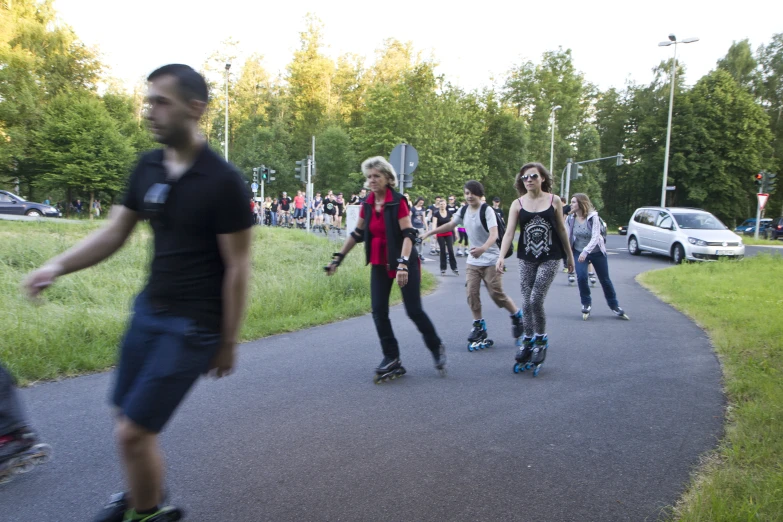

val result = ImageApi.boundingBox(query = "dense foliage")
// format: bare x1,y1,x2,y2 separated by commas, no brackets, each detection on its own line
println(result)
1,3,781,225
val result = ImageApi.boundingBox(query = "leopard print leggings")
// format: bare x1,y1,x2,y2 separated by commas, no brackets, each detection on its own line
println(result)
518,259,561,338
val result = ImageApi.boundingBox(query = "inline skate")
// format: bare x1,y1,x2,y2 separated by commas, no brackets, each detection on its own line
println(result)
373,357,406,384
588,272,597,287
581,304,591,321
611,306,630,320
0,428,52,485
467,319,494,351
432,344,447,377
568,274,576,286
511,310,524,340
514,334,547,377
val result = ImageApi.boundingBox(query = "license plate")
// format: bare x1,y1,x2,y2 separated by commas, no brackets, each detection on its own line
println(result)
716,250,734,256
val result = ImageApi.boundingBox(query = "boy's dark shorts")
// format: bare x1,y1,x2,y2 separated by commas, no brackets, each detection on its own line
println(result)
111,293,221,433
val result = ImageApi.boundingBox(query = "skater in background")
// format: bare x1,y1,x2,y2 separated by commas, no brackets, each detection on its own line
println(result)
426,196,441,255
422,180,523,350
24,64,253,522
455,200,469,256
498,163,574,376
411,197,428,263
566,193,628,320
0,362,51,484
432,199,458,276
325,156,446,383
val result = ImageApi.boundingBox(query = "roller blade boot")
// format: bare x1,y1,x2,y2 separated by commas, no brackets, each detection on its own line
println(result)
589,272,597,287
513,337,534,374
0,428,52,485
582,304,591,321
93,490,172,522
568,274,576,286
432,344,447,377
467,319,494,351
373,356,406,384
511,310,524,340
611,306,630,320
122,506,184,522
529,335,548,376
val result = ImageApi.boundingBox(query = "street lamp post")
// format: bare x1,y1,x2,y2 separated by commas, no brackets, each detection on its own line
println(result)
549,105,561,176
658,34,698,207
224,62,231,161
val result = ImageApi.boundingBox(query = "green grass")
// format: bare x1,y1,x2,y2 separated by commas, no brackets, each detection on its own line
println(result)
0,221,434,384
741,236,783,247
638,255,783,521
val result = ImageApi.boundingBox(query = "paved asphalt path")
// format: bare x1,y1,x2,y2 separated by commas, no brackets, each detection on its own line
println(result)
2,236,732,521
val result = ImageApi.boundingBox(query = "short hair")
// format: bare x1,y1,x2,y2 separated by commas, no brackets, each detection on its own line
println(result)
492,196,501,202
361,156,398,188
147,64,209,103
515,162,553,195
463,180,485,197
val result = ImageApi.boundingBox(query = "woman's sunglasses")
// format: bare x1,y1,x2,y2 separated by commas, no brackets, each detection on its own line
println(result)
520,173,540,181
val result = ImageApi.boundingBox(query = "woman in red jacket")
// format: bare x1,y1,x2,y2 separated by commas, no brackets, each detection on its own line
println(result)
326,156,446,383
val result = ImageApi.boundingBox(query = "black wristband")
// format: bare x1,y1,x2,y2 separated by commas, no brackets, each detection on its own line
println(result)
396,266,409,272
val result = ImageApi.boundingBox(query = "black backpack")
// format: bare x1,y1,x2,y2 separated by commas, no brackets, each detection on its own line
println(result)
459,203,514,258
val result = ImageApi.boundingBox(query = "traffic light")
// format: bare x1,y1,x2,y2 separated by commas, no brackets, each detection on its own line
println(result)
262,167,269,181
570,164,583,180
755,172,764,190
762,172,777,194
295,159,307,181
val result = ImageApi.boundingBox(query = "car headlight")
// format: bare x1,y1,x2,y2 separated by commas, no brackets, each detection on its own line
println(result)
687,237,708,246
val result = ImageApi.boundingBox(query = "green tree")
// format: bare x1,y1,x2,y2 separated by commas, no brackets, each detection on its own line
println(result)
757,33,783,215
481,90,528,205
673,69,772,222
33,92,135,216
315,126,356,194
717,39,758,91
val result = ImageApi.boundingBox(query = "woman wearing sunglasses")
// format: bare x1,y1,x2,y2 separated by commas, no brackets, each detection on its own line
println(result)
497,163,574,376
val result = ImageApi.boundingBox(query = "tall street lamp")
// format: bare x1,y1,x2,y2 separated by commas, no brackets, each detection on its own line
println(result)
224,62,231,161
549,105,562,175
658,34,698,207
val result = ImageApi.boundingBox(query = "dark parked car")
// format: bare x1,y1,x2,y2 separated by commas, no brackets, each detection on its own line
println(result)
763,217,783,240
735,218,771,235
618,225,628,235
0,190,61,217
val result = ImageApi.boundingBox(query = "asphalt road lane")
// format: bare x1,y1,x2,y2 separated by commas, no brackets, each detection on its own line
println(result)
3,236,724,521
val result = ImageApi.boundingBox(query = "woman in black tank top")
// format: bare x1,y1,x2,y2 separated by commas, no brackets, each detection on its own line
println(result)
496,163,574,376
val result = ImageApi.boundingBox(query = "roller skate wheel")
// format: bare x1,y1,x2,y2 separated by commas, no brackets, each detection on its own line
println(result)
513,363,520,373
533,366,541,377
438,368,447,377
0,468,15,485
14,457,35,474
467,342,474,352
31,444,52,465
485,340,494,348
582,313,589,321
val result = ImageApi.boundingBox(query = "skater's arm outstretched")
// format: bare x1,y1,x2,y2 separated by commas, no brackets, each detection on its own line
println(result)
421,217,456,240
23,206,139,298
325,216,365,276
496,199,520,272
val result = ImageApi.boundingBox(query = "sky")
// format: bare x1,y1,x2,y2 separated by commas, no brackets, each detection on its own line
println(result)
54,0,782,92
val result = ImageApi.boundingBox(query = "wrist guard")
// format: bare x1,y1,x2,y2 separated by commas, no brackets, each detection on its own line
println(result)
350,229,365,243
402,227,418,242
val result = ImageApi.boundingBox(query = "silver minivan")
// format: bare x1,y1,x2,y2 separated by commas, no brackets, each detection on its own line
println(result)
627,207,745,263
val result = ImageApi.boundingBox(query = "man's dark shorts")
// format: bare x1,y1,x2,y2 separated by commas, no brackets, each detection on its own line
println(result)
111,292,221,433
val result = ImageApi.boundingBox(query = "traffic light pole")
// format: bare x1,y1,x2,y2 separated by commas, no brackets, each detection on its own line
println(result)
754,184,762,240
306,157,312,233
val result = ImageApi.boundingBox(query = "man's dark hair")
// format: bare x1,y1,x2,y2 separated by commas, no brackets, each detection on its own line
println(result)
147,64,209,103
463,180,485,197
492,196,501,203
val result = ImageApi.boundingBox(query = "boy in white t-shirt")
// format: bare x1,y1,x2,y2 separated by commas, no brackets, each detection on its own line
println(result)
422,180,523,349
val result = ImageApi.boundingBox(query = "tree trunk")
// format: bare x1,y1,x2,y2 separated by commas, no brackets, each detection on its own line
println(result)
66,187,72,218
89,191,94,221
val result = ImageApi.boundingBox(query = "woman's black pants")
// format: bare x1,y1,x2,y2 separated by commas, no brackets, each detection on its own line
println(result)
437,235,457,271
370,263,441,359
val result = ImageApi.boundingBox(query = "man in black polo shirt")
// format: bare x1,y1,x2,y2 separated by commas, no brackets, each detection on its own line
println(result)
279,192,292,227
24,64,253,522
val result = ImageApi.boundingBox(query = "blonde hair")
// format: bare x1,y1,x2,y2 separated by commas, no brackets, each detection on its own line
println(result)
572,193,595,216
361,156,398,189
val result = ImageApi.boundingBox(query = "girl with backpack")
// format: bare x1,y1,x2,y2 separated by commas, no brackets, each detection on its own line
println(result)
566,193,629,321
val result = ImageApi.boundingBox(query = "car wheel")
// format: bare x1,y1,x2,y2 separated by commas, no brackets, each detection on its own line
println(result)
672,243,685,264
25,210,41,217
628,236,641,255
